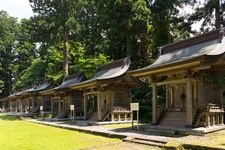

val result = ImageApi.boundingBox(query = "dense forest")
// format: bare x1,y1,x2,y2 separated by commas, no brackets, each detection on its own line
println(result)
0,0,225,98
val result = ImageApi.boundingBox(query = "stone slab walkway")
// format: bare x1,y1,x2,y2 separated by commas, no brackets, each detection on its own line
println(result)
23,118,174,143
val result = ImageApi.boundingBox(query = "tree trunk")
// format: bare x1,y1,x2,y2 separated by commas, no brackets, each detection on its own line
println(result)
63,32,69,78
140,34,148,67
126,30,132,57
215,0,220,30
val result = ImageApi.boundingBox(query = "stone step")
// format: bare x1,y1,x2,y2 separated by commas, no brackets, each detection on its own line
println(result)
145,128,177,135
123,136,166,147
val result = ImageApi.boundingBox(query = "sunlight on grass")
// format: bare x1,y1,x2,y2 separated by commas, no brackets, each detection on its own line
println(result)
0,114,120,150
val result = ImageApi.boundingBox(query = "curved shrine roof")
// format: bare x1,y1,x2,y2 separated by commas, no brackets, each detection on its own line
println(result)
54,72,85,90
130,29,225,77
69,57,131,89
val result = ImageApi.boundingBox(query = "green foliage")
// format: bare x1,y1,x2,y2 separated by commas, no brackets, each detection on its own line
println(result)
69,42,109,78
15,58,46,90
149,0,193,59
0,11,19,96
132,87,152,123
96,0,152,68
44,42,109,85
0,80,4,93
1,0,219,97
212,74,225,88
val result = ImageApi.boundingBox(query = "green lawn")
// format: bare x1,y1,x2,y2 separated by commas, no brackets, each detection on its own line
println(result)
0,114,120,150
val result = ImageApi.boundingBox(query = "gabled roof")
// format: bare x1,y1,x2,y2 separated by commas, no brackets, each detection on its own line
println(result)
69,57,131,89
40,72,85,95
30,80,52,93
0,80,52,101
55,72,85,90
130,29,225,77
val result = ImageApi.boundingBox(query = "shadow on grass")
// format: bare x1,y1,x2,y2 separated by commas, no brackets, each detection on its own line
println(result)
110,126,188,138
0,115,19,121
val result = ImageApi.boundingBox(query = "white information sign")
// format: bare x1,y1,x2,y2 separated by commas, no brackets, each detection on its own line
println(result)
40,106,43,111
130,103,139,111
70,105,74,110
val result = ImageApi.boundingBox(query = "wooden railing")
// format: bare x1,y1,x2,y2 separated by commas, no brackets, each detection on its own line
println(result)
193,103,224,127
156,104,167,124
110,106,132,122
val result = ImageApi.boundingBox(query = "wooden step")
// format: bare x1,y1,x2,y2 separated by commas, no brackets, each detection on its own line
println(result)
159,112,186,127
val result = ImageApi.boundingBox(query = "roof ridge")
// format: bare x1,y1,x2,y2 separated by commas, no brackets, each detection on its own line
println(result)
96,57,131,72
64,72,84,81
160,29,224,55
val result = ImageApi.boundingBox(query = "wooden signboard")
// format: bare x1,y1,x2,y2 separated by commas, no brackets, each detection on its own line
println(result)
130,103,139,111
130,103,139,130
40,106,43,111
70,105,74,111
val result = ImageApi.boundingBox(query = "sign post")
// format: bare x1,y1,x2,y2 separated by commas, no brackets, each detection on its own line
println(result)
130,103,139,130
40,106,44,119
70,105,75,122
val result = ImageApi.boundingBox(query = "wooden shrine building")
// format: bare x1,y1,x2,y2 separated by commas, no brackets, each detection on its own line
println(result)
40,73,85,118
0,81,52,115
130,30,225,128
69,57,142,121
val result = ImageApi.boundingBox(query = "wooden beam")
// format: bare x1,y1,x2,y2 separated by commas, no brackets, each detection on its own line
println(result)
156,78,188,86
86,91,98,95
131,61,201,78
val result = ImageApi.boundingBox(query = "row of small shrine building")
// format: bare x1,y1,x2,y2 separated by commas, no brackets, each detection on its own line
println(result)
1,29,225,129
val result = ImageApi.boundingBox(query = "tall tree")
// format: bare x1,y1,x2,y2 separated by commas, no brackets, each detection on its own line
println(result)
0,11,18,96
189,0,225,32
29,0,82,77
13,18,37,90
149,0,192,59
96,0,151,68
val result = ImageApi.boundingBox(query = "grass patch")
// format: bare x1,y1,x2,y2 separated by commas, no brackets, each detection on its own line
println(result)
0,114,120,150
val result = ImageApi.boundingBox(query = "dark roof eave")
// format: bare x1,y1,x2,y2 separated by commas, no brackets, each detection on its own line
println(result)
130,55,205,78
69,80,97,90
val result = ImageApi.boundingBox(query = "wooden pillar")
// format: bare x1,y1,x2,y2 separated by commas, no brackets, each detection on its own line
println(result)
111,113,114,121
32,97,35,110
221,114,224,124
152,81,157,124
97,91,102,121
111,91,114,107
9,101,12,112
212,114,215,126
166,86,169,108
51,99,53,115
83,92,87,120
198,78,203,105
186,77,193,127
206,114,210,127
19,99,21,112
58,98,61,116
